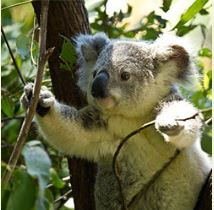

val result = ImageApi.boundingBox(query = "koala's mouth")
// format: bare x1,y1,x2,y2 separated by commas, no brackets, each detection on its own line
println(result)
94,96,117,110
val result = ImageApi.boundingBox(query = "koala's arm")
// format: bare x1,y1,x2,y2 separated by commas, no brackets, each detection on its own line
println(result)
21,84,113,161
155,98,202,149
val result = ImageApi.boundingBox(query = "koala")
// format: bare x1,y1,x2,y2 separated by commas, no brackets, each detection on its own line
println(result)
21,33,211,210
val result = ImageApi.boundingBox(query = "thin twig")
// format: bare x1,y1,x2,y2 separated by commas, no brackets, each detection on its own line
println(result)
112,120,155,210
1,116,25,122
54,189,73,204
30,17,38,66
200,107,212,113
1,141,14,149
175,112,199,121
54,189,73,210
2,0,50,185
128,150,180,208
1,27,26,85
112,112,201,210
1,0,33,11
205,117,212,125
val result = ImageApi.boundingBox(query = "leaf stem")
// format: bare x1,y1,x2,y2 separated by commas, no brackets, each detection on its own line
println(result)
1,0,33,11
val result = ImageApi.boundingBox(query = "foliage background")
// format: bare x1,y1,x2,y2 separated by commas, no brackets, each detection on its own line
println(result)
1,0,212,209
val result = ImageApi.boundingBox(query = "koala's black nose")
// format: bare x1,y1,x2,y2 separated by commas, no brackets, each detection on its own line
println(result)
91,70,109,98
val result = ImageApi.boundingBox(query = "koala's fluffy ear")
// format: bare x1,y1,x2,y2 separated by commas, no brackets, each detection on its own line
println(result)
152,34,196,82
74,33,110,93
75,33,110,63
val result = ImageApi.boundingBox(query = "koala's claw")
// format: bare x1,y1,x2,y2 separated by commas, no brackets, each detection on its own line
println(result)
38,91,55,108
21,83,55,116
156,122,184,136
155,117,184,136
21,83,33,110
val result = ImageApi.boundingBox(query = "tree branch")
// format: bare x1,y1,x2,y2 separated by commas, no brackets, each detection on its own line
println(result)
112,120,155,210
112,112,209,210
2,0,50,185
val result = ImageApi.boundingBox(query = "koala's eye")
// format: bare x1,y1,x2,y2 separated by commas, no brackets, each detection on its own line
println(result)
93,70,97,78
120,72,130,81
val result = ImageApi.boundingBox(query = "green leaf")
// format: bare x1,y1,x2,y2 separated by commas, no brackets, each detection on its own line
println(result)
6,169,37,210
50,168,66,189
1,119,21,143
1,95,15,117
147,11,155,24
161,0,173,12
143,28,159,40
16,34,30,59
201,126,212,155
198,48,212,58
199,8,209,15
22,141,52,191
35,193,49,210
59,39,77,71
176,24,197,36
203,69,212,90
1,184,11,210
174,0,209,28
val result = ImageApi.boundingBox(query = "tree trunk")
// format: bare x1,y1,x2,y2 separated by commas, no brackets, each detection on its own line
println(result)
194,171,212,210
32,1,96,210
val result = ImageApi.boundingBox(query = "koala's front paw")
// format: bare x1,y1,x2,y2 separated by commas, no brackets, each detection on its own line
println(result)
155,116,184,137
20,83,55,117
20,83,34,110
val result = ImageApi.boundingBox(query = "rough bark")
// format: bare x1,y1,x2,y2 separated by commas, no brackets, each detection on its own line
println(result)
32,1,96,210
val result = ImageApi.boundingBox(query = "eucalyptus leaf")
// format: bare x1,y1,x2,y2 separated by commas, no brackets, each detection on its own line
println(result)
59,39,77,71
201,126,212,155
6,169,37,210
50,168,66,189
174,0,208,28
176,24,197,36
22,142,52,191
199,48,212,58
16,34,30,59
1,95,15,117
161,0,173,12
199,8,209,15
35,193,49,210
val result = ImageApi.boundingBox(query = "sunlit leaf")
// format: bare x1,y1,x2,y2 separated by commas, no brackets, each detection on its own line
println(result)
199,48,212,58
50,168,66,189
174,0,209,28
203,69,212,91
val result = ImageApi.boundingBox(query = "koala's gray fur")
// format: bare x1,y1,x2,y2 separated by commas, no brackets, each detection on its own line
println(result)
21,33,211,210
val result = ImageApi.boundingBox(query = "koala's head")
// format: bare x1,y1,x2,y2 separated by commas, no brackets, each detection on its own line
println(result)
75,33,196,117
